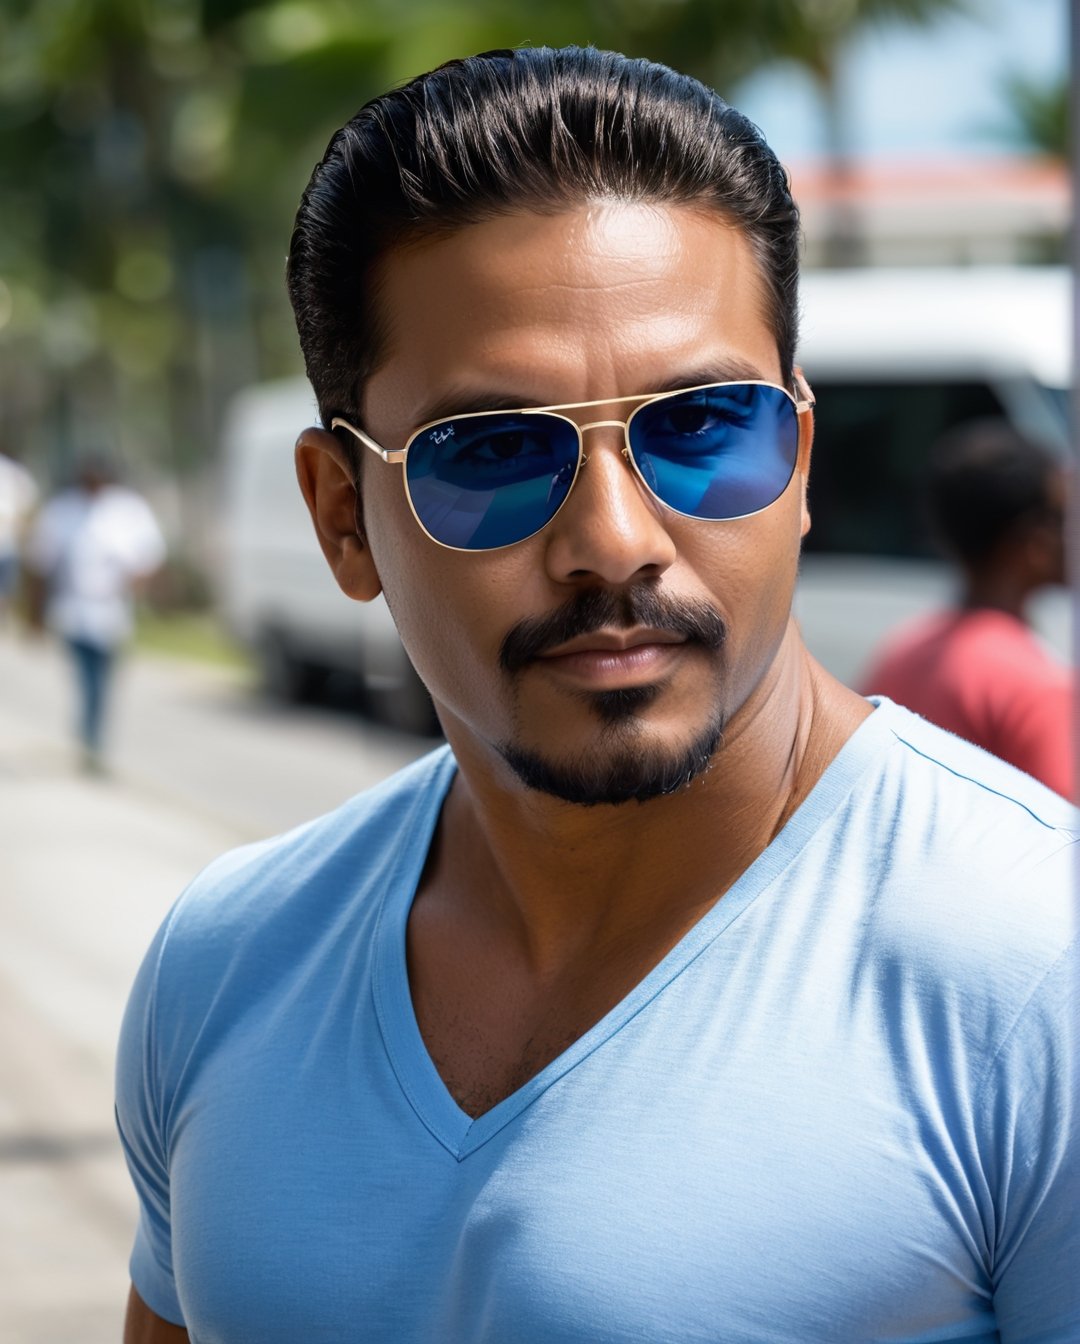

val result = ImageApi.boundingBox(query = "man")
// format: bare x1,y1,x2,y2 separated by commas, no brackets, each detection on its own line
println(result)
27,455,164,771
118,48,1077,1343
862,419,1072,798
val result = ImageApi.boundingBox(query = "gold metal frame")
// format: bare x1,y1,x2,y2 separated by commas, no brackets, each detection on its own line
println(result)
330,375,815,551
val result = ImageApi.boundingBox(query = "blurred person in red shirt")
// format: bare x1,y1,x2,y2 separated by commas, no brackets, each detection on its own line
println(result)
861,419,1072,798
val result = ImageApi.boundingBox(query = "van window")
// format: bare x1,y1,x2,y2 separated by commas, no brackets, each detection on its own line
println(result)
804,379,1005,558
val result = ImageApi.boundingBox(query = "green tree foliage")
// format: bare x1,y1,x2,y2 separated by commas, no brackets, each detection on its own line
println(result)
1001,70,1067,161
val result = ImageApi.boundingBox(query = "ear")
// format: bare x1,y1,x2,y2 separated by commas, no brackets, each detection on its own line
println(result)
295,427,383,602
793,365,815,539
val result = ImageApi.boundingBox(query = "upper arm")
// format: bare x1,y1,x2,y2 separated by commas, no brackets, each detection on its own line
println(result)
116,920,187,1324
989,946,1079,1341
124,1285,188,1343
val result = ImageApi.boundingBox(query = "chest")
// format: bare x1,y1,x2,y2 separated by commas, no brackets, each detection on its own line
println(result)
165,985,996,1344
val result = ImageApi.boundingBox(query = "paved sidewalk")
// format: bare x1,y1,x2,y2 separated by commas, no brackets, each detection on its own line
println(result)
1,653,251,1343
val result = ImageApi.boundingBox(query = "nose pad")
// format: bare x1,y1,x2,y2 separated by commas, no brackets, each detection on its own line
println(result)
621,443,660,497
574,438,663,516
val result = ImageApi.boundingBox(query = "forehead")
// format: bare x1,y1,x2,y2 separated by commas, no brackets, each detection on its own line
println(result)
364,202,779,423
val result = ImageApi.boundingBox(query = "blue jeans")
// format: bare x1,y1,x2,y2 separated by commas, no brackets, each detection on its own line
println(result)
66,638,115,754
0,553,18,600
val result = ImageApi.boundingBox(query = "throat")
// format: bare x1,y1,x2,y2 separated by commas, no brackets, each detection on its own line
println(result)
406,890,728,1120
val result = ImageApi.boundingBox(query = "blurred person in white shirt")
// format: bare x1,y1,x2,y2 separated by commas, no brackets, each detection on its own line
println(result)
27,456,165,772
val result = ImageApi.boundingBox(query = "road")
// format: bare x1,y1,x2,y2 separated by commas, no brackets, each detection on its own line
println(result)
0,633,432,1343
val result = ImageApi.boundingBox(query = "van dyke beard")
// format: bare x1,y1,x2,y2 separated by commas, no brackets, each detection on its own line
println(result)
497,586,727,806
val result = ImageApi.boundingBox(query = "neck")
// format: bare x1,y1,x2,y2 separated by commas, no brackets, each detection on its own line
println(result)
960,569,1032,622
428,623,869,974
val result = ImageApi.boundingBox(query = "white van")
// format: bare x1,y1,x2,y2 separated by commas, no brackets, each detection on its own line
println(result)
218,266,1071,727
219,378,438,733
794,266,1070,683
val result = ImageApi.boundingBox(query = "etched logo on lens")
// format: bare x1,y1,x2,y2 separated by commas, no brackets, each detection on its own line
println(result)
431,426,455,445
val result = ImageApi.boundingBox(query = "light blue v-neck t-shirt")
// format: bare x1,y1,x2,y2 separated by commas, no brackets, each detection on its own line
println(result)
116,700,1078,1342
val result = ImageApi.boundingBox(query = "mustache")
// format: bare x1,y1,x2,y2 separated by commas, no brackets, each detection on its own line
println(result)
499,586,726,675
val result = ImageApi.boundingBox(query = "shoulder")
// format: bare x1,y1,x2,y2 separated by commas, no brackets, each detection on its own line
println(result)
871,696,1075,832
868,609,1063,676
800,703,1078,1138
851,699,1076,988
100,486,162,532
954,610,1071,683
135,746,456,1030
167,745,454,938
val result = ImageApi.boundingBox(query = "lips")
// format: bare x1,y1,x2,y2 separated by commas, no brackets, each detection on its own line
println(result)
532,629,692,691
538,627,689,660
498,588,725,675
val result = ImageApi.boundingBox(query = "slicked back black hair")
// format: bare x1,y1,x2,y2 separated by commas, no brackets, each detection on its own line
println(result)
286,46,800,432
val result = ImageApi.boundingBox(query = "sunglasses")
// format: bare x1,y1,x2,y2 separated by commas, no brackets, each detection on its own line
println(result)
331,377,814,552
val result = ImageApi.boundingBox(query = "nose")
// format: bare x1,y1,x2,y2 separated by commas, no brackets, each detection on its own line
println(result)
542,428,677,586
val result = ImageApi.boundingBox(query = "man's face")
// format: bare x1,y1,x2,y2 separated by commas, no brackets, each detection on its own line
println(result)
353,202,811,804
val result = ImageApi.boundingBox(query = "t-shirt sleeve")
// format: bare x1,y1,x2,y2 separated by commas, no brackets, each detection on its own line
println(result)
115,914,187,1327
986,941,1079,1342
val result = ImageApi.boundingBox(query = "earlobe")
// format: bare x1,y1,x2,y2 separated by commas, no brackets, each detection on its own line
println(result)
295,427,383,602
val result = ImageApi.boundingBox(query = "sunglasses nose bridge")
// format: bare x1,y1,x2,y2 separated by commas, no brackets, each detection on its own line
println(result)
576,417,633,468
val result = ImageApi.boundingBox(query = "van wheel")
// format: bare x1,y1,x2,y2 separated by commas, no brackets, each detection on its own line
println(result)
366,667,441,737
257,629,328,704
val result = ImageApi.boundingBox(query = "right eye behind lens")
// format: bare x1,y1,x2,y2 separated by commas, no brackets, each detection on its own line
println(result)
405,412,580,549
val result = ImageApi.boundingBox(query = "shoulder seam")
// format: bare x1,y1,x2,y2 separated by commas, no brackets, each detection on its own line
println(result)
887,728,1079,835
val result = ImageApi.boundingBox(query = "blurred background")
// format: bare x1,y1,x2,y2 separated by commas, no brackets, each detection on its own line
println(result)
0,1,1071,1340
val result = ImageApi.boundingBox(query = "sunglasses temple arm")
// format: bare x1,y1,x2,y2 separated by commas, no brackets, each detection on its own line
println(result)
792,371,815,413
330,417,407,464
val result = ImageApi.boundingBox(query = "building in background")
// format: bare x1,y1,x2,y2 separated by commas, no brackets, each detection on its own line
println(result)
792,154,1068,268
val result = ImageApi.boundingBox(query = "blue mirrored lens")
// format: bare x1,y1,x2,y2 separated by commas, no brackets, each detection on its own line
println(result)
627,384,798,520
405,413,580,549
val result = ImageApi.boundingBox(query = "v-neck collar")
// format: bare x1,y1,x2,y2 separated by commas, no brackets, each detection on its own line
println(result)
372,703,898,1161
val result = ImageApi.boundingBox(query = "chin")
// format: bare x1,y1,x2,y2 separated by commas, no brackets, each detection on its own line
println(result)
497,702,726,807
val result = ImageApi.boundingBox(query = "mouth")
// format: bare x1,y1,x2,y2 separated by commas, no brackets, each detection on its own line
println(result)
498,587,726,678
536,627,690,689
540,627,688,659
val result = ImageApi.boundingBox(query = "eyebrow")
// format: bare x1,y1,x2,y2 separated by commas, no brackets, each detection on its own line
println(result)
411,359,773,426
